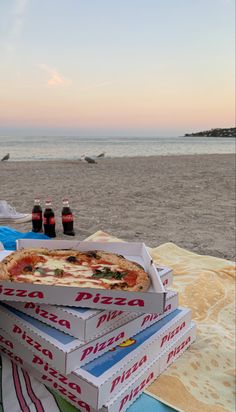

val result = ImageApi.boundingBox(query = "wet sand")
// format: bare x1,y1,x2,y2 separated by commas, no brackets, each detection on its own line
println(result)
0,154,235,260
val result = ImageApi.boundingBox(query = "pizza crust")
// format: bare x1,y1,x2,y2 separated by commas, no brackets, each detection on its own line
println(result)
0,248,49,281
0,248,151,292
93,251,150,291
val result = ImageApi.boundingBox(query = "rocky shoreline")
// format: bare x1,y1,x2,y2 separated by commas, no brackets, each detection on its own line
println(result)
184,127,235,137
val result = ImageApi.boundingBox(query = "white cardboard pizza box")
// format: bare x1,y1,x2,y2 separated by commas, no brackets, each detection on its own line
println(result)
156,265,173,288
0,249,12,259
0,293,178,375
0,240,166,313
159,319,197,374
5,272,174,341
5,301,129,341
0,321,196,412
0,308,193,410
101,322,196,412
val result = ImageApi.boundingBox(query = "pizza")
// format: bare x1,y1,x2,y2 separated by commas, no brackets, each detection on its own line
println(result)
0,248,150,292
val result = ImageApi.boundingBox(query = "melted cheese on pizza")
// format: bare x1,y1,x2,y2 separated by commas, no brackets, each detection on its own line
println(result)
15,254,128,288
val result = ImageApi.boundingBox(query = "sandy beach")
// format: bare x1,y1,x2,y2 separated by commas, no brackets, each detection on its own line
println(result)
0,153,235,260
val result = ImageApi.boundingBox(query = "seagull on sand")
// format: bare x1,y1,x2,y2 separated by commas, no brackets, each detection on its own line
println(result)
1,153,10,161
97,151,106,158
80,154,97,164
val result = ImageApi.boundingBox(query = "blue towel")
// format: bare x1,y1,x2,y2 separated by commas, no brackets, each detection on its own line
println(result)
129,393,174,412
0,226,49,250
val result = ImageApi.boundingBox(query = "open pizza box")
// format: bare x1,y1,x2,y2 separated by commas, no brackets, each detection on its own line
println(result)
0,321,196,412
155,265,173,288
0,239,166,314
0,306,192,409
0,291,178,375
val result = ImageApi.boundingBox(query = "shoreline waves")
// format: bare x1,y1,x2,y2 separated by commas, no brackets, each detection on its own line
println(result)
0,154,235,260
0,135,235,161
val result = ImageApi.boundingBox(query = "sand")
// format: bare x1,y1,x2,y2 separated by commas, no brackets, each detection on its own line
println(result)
0,154,235,260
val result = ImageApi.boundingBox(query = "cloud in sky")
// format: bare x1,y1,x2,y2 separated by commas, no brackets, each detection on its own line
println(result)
39,64,71,87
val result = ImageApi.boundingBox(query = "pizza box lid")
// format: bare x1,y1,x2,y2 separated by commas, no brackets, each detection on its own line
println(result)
0,239,166,314
155,265,173,288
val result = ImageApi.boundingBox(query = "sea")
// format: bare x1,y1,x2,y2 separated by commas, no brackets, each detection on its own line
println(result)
0,135,235,161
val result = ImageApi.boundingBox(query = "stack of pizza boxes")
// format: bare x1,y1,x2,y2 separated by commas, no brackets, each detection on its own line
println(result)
0,239,196,412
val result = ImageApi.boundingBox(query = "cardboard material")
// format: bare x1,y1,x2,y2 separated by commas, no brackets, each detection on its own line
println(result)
156,265,173,288
0,291,178,374
6,302,129,341
0,322,196,412
0,302,186,409
0,240,166,313
0,249,12,258
159,318,196,374
6,270,174,341
102,322,196,412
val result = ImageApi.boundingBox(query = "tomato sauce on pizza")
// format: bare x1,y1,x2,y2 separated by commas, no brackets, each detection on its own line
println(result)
0,249,150,292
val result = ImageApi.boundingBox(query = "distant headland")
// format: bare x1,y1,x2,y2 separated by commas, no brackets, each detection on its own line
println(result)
184,127,236,137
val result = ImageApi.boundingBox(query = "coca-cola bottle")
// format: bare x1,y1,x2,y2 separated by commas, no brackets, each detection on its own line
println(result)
62,198,75,236
32,197,43,232
43,200,56,237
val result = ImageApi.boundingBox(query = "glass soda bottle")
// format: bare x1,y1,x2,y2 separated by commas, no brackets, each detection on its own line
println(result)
62,198,75,236
32,197,43,232
43,200,56,237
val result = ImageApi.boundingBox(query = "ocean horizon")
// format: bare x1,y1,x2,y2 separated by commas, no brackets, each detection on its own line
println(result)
0,135,235,161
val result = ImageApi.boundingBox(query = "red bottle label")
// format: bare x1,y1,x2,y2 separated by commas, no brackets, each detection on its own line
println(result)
32,213,41,220
62,214,73,222
49,217,55,225
43,217,55,225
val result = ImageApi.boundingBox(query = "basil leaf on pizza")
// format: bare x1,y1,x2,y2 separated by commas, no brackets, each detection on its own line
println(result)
0,248,150,292
92,268,126,280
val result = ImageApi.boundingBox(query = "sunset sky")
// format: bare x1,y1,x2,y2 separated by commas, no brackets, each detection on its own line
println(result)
0,0,235,136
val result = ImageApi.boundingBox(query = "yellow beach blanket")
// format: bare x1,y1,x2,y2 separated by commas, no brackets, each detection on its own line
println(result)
86,230,236,412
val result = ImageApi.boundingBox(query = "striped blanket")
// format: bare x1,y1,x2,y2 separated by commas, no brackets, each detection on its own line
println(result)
0,355,171,412
0,355,77,412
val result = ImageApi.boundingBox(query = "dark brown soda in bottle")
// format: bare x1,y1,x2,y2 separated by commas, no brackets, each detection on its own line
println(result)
62,198,75,236
32,197,43,232
43,200,56,237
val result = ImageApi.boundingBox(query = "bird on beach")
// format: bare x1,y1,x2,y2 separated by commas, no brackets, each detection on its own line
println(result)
97,151,106,158
1,153,10,161
80,154,97,164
